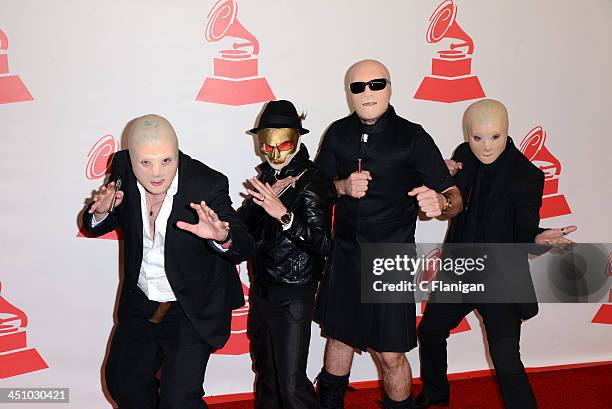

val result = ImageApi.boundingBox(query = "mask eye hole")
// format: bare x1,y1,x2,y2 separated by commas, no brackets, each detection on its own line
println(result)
277,141,294,151
263,143,274,152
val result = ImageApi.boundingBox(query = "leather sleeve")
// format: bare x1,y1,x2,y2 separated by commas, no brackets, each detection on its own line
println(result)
281,177,336,257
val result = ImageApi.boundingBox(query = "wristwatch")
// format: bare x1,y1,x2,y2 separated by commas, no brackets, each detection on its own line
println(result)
279,212,293,226
441,194,452,214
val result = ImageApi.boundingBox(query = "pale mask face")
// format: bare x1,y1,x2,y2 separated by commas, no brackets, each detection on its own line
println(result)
129,142,178,195
348,64,392,125
467,121,508,164
258,128,299,169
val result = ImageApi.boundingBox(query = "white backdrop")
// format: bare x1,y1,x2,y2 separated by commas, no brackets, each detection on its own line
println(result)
1,0,611,407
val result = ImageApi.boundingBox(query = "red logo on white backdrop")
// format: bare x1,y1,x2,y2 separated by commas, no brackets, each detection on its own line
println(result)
519,126,571,219
85,134,118,180
0,29,33,104
415,248,471,334
0,281,48,379
77,135,123,240
591,250,612,325
414,0,485,103
196,0,275,106
214,265,250,355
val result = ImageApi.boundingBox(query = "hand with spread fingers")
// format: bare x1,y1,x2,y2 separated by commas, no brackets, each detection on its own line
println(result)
408,185,444,217
247,177,288,220
445,159,463,176
535,225,577,251
177,201,230,242
89,181,124,217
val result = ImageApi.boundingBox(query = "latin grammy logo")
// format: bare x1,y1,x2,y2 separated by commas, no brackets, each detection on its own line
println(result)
415,248,471,334
214,265,250,355
414,0,485,103
77,135,123,241
0,281,48,379
0,28,33,104
196,0,275,106
591,250,612,325
519,126,571,219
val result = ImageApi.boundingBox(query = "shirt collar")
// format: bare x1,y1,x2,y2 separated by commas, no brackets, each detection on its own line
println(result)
167,169,179,196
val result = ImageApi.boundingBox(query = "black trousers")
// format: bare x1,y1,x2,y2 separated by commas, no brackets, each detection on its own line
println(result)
105,288,211,409
248,288,318,409
418,303,537,409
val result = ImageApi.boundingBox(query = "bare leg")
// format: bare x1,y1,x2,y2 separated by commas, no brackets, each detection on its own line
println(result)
324,337,354,375
373,351,412,401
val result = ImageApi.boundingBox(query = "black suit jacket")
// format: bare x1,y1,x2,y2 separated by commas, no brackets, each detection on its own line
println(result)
446,138,544,320
82,150,254,349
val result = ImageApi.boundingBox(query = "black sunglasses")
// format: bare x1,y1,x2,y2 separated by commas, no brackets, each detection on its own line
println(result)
349,78,390,94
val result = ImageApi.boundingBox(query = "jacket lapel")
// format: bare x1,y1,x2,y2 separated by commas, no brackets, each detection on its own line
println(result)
483,138,517,226
166,151,189,247
448,149,477,243
124,151,144,255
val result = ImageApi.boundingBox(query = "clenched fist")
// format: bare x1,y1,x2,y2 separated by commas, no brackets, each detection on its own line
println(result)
408,185,444,217
336,171,372,199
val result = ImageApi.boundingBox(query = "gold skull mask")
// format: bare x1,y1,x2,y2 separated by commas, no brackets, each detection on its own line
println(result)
257,128,299,165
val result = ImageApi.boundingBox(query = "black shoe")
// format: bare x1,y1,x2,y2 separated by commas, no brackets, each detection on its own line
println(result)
382,394,416,409
414,393,449,409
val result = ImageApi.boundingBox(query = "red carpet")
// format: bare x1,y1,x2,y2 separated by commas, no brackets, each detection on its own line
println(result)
208,363,612,408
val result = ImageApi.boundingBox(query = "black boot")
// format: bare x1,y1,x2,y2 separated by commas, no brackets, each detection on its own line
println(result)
383,394,416,409
316,367,349,409
414,393,449,408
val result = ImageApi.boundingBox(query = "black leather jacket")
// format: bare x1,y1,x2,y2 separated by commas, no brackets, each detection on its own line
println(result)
238,145,337,289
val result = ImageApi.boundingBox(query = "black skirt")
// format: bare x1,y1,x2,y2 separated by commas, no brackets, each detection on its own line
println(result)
315,236,417,353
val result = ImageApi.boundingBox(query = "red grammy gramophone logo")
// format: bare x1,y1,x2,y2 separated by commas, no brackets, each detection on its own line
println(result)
77,135,123,240
0,28,33,104
214,265,250,355
415,248,471,334
519,126,571,219
414,0,485,103
196,0,275,106
0,281,48,378
591,250,612,325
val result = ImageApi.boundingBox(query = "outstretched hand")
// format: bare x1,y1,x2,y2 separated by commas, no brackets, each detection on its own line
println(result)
535,225,577,252
89,181,124,217
177,201,230,242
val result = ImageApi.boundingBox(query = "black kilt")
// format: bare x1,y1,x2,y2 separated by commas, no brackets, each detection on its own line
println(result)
315,235,417,353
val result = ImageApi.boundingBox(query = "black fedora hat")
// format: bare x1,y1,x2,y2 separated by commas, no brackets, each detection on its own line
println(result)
249,100,309,135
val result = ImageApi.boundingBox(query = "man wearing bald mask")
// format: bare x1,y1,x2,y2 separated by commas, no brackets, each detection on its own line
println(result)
416,100,575,409
314,60,463,409
82,114,254,409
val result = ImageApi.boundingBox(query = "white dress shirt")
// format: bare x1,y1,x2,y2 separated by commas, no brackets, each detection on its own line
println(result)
91,172,229,302
136,173,179,302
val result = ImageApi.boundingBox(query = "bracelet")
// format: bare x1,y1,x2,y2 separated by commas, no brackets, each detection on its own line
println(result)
441,193,452,214
215,227,232,245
